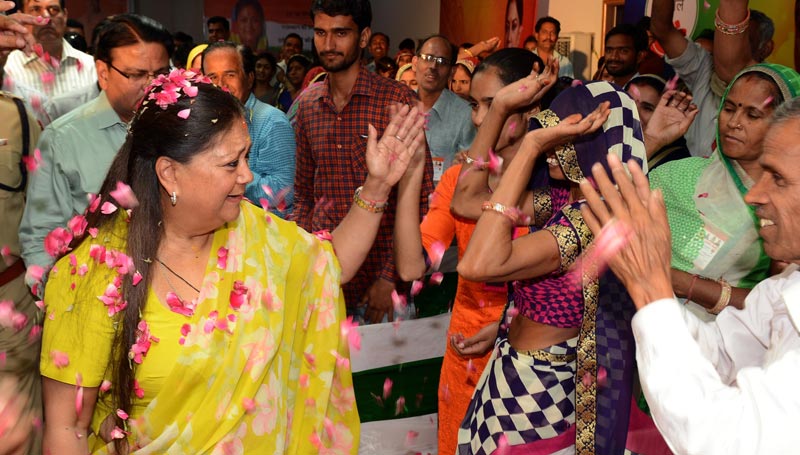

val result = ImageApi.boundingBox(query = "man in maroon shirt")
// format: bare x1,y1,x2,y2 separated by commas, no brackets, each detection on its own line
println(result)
293,0,433,323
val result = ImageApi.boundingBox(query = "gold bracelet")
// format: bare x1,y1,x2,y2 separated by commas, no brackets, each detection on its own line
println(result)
714,9,750,35
481,201,520,225
353,186,388,213
708,280,732,315
463,48,474,58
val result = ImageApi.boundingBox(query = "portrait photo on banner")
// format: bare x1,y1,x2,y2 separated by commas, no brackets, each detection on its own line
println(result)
203,0,313,54
440,0,537,50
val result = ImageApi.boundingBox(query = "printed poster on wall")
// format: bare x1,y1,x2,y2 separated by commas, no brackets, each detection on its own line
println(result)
440,0,538,51
623,0,796,69
204,0,313,55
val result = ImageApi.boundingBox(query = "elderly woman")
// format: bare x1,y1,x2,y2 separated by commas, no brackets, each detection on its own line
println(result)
453,79,644,454
648,64,800,319
38,70,426,454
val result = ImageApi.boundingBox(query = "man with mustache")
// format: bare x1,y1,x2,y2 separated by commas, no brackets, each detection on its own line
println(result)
603,23,648,88
412,34,475,180
293,0,433,324
531,16,573,78
2,0,96,125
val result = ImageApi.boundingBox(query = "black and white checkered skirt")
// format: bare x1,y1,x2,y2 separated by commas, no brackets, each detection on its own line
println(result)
457,335,578,455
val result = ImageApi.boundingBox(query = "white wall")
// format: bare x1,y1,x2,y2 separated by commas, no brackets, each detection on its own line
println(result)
538,0,604,79
371,0,441,53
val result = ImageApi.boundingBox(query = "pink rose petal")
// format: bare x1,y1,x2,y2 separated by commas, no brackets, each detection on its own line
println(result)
177,108,191,119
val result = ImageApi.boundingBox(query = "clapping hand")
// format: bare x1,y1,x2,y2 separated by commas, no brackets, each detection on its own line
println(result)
579,154,674,309
365,103,426,190
523,101,611,155
493,58,559,115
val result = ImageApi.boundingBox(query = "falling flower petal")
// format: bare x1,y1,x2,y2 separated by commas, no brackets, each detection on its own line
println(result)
75,373,83,415
571,79,583,87
177,108,191,119
100,380,112,393
394,396,406,415
507,120,517,136
597,366,608,388
21,148,42,173
340,316,361,352
133,379,144,398
0,245,11,266
429,272,444,285
761,95,774,109
429,241,446,271
40,72,55,85
495,434,510,455
391,290,407,314
109,181,139,209
44,227,73,258
703,0,711,9
132,271,143,286
629,84,641,102
665,73,680,92
410,280,423,296
50,350,69,368
382,377,393,400
88,228,99,238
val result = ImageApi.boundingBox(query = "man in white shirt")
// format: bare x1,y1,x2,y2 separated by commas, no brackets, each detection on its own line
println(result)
2,0,96,125
531,16,573,79
580,97,800,455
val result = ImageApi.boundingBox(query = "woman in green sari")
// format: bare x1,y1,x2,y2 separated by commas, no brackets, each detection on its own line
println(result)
649,63,800,319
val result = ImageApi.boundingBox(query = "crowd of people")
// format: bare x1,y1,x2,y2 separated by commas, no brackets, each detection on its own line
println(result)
1,0,799,453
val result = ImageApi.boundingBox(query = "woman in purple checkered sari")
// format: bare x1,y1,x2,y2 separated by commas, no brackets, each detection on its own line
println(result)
452,79,646,455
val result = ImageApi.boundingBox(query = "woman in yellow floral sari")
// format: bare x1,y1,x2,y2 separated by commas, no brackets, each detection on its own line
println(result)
38,70,426,454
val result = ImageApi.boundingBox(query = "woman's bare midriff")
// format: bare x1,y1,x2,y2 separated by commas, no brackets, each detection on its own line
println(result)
507,314,580,351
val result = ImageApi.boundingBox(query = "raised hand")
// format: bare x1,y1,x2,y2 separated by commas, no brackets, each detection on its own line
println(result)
493,58,559,115
0,1,38,56
365,104,426,190
579,154,674,309
644,90,699,153
524,101,611,154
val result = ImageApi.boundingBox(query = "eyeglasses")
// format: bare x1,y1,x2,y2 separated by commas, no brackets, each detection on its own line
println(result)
417,53,451,67
106,61,170,82
26,4,65,17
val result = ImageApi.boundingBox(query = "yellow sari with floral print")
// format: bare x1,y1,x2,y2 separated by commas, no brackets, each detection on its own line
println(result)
40,202,359,454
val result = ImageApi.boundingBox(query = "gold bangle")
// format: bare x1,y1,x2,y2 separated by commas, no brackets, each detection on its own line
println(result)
714,9,750,35
481,201,520,225
463,48,474,58
353,186,388,213
708,280,732,315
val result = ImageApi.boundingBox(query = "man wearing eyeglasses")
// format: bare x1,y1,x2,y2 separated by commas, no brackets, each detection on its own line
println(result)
2,0,96,125
20,14,172,273
412,35,475,182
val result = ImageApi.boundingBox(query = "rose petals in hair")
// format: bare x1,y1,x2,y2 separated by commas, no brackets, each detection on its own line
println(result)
67,214,88,237
115,409,129,420
183,85,198,97
177,108,191,119
100,202,118,215
132,271,143,286
133,379,144,399
109,181,139,209
87,193,101,213
110,426,126,439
